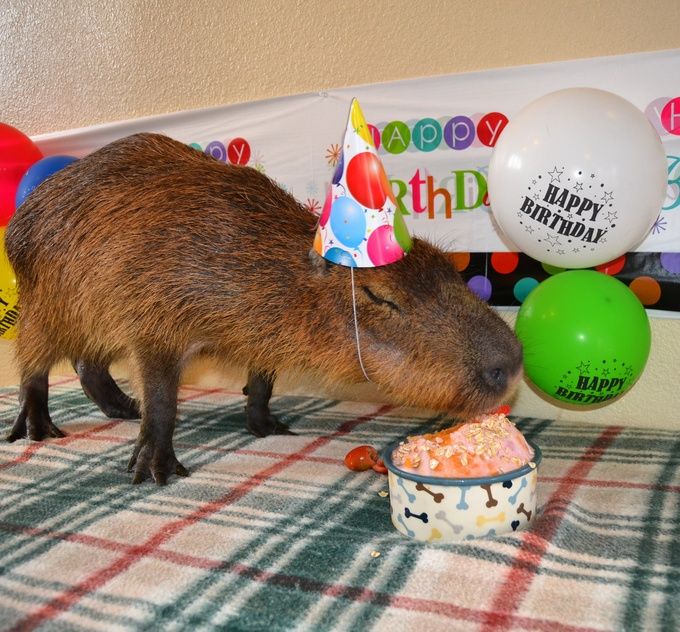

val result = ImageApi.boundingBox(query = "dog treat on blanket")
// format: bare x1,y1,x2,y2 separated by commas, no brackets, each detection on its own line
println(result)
391,412,533,478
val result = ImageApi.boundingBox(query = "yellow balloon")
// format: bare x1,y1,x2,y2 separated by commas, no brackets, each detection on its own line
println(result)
0,227,19,340
350,99,375,147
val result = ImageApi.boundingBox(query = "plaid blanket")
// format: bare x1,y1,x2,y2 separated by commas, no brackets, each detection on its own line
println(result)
0,377,678,632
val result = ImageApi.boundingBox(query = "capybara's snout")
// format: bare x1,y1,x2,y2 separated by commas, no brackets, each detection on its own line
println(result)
477,335,523,396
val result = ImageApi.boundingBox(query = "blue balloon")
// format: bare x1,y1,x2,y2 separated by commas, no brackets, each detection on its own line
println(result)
324,247,356,267
15,155,78,209
330,196,366,248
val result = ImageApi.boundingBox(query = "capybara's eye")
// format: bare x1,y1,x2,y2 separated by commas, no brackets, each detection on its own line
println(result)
362,286,400,312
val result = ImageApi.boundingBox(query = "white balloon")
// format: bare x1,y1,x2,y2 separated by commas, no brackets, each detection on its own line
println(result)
488,88,667,268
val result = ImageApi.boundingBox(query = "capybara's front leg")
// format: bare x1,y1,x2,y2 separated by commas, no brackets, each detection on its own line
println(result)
126,357,187,485
74,359,141,419
6,373,65,442
244,369,294,437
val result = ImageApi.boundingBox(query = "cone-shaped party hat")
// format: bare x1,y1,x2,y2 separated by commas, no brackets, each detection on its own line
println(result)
314,99,412,267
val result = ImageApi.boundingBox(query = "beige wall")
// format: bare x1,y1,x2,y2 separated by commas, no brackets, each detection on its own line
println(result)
3,0,680,137
1,0,679,427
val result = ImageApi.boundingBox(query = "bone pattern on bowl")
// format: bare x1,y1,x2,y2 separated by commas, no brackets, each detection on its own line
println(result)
388,469,538,541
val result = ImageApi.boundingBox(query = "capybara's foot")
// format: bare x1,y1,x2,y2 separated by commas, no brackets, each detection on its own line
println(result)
6,406,65,442
75,360,141,419
246,409,295,438
243,369,293,437
127,441,189,485
7,373,65,442
96,393,140,420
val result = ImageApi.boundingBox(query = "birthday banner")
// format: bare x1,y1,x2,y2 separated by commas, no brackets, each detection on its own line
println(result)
31,49,680,312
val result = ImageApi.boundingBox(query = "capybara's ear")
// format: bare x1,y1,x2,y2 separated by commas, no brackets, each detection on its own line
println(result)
308,248,332,276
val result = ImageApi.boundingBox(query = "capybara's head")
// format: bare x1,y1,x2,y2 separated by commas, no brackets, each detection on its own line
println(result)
309,238,522,416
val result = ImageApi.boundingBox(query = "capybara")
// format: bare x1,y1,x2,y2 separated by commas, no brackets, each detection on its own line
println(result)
4,133,522,485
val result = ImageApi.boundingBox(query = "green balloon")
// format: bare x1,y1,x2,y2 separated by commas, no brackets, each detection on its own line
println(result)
515,270,650,407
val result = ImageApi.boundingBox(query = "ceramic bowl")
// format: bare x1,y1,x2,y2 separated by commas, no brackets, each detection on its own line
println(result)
383,440,542,542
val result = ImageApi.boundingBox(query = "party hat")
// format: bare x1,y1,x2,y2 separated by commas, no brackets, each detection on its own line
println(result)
314,99,412,267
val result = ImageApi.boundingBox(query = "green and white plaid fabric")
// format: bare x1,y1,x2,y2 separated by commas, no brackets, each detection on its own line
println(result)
0,378,678,631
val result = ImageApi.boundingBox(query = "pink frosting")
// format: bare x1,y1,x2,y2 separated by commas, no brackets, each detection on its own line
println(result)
391,413,534,478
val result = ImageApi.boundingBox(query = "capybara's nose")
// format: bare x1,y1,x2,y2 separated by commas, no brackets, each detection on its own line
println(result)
481,366,509,393
481,342,523,393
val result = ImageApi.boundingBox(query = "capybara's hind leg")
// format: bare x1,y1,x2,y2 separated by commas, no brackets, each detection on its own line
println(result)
6,373,65,442
126,356,188,485
74,360,141,419
244,369,294,437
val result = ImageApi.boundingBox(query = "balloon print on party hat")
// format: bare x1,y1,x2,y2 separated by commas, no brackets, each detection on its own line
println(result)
314,98,412,267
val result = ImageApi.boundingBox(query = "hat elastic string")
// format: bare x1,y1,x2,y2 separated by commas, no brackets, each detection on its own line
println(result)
350,266,372,383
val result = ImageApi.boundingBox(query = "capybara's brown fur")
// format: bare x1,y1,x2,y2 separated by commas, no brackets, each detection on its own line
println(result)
5,133,522,484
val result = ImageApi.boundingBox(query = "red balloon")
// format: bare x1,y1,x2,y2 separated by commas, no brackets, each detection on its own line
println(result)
346,152,388,209
0,123,43,226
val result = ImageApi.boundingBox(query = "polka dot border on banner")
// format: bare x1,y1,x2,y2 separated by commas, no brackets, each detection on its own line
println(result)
456,251,680,312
